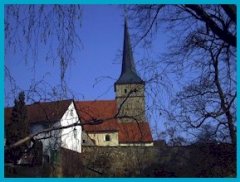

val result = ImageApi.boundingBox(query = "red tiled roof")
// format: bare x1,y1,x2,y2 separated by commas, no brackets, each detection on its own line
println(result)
118,122,153,143
5,99,72,125
5,99,153,143
75,100,153,143
75,100,118,132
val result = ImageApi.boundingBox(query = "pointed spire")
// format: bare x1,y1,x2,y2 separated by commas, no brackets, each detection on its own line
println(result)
122,19,137,74
115,20,144,85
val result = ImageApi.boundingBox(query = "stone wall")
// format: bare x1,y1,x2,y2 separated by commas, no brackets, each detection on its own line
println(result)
81,146,158,177
80,144,236,177
5,143,235,177
88,132,119,146
115,84,145,122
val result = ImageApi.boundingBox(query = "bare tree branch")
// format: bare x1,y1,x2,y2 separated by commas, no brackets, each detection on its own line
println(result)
184,5,236,47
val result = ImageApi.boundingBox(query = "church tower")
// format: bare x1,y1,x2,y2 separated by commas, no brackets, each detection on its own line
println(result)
114,20,145,123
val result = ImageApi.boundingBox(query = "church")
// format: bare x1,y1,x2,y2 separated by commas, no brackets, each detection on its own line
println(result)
76,20,153,147
5,21,153,160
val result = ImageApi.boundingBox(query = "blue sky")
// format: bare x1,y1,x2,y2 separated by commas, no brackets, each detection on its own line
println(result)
5,5,120,104
2,3,238,180
4,5,170,139
5,5,167,105
3,2,238,154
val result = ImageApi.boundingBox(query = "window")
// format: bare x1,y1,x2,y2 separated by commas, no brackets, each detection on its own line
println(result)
70,109,74,116
82,139,86,143
73,127,77,139
105,134,111,142
124,89,127,93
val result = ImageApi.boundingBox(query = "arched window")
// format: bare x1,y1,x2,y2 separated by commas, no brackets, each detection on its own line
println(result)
105,134,111,142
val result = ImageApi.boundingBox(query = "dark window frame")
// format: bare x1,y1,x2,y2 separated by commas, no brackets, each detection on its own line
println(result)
105,134,111,142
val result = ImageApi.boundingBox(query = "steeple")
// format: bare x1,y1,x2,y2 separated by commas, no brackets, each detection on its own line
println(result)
115,20,144,86
114,19,146,123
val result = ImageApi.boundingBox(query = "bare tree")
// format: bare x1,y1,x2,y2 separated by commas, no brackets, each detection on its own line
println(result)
127,5,236,48
171,38,236,145
125,4,236,145
4,4,236,177
5,5,82,102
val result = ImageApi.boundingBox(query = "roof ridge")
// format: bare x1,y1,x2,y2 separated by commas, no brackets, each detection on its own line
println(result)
27,99,73,106
75,99,116,103
4,99,73,108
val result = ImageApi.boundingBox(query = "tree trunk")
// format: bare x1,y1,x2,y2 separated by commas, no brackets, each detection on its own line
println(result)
212,53,236,146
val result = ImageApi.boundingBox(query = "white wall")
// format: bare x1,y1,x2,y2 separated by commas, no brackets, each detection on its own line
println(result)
60,102,82,153
88,132,119,146
31,124,53,157
32,101,82,159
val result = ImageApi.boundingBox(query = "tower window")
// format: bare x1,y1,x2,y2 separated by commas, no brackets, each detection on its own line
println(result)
105,134,111,142
124,89,127,93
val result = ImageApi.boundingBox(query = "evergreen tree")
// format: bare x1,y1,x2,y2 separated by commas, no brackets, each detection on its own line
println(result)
6,91,29,164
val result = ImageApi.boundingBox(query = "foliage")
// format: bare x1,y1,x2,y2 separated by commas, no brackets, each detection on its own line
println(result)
5,91,29,164
4,5,236,177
